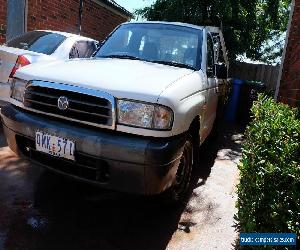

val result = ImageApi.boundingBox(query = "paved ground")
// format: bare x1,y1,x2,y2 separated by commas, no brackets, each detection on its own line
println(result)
0,123,243,250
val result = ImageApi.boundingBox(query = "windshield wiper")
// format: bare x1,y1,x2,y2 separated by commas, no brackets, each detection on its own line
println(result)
100,54,141,60
150,60,196,70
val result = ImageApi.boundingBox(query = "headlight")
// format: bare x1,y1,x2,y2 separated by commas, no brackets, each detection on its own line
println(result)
11,78,28,102
117,100,173,130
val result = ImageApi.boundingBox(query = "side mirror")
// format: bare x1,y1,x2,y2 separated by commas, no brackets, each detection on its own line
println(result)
214,63,227,79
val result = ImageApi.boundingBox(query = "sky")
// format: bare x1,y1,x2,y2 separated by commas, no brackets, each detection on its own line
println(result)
114,0,155,14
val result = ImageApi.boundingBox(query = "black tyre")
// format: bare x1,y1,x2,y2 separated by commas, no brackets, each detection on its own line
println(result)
164,136,193,205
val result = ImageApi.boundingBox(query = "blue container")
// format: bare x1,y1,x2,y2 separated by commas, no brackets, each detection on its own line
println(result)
225,79,244,122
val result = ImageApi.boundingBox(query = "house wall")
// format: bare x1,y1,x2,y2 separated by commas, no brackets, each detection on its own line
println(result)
27,0,128,41
80,0,128,41
0,0,129,44
0,0,6,44
27,0,81,35
278,0,300,107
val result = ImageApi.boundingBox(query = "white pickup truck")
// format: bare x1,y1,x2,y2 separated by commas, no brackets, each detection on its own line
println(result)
1,21,229,202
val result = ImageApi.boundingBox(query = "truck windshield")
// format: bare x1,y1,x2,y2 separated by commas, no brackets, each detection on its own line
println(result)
95,23,203,70
6,31,66,55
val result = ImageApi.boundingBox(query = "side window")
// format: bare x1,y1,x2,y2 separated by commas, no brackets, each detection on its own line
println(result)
207,34,214,77
69,41,97,59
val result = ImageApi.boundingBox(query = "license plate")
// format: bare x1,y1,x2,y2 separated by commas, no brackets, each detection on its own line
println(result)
35,131,75,161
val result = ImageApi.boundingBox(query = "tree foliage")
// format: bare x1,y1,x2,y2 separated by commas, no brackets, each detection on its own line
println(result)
136,0,291,63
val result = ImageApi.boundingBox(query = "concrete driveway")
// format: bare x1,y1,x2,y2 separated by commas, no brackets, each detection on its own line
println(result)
0,123,242,250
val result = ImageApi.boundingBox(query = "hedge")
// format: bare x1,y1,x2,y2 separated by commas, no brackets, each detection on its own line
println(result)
236,95,300,239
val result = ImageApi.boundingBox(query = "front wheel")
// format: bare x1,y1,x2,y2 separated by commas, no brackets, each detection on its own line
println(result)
164,136,193,204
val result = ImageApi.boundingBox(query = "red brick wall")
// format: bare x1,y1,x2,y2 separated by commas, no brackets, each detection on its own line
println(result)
81,0,127,41
0,0,6,44
27,0,128,42
27,0,80,35
0,0,128,44
279,0,300,107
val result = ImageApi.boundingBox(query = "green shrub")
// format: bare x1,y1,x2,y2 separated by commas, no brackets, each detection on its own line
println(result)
236,95,300,237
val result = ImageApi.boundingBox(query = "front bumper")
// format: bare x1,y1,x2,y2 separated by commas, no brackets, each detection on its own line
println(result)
1,105,186,195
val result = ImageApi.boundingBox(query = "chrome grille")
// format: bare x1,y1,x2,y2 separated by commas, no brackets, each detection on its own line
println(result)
23,81,115,129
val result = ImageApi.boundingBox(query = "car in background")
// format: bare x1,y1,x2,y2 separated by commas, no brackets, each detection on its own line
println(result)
0,30,98,105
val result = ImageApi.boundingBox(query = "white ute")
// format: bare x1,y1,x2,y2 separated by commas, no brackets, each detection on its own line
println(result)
1,22,229,203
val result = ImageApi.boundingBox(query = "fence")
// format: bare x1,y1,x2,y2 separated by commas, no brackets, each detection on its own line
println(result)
229,62,280,91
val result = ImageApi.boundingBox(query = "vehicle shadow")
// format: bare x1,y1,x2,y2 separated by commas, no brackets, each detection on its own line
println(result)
2,123,243,250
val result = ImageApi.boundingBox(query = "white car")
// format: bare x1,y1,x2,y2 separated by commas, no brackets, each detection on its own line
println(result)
1,22,229,203
0,30,98,105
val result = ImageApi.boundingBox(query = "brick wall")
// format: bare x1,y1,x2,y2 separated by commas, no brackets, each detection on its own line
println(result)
27,0,79,32
81,0,128,41
0,0,128,44
27,0,128,41
27,0,80,35
0,0,6,44
278,0,300,107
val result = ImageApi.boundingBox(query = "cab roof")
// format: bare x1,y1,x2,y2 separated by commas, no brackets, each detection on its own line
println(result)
123,21,221,33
